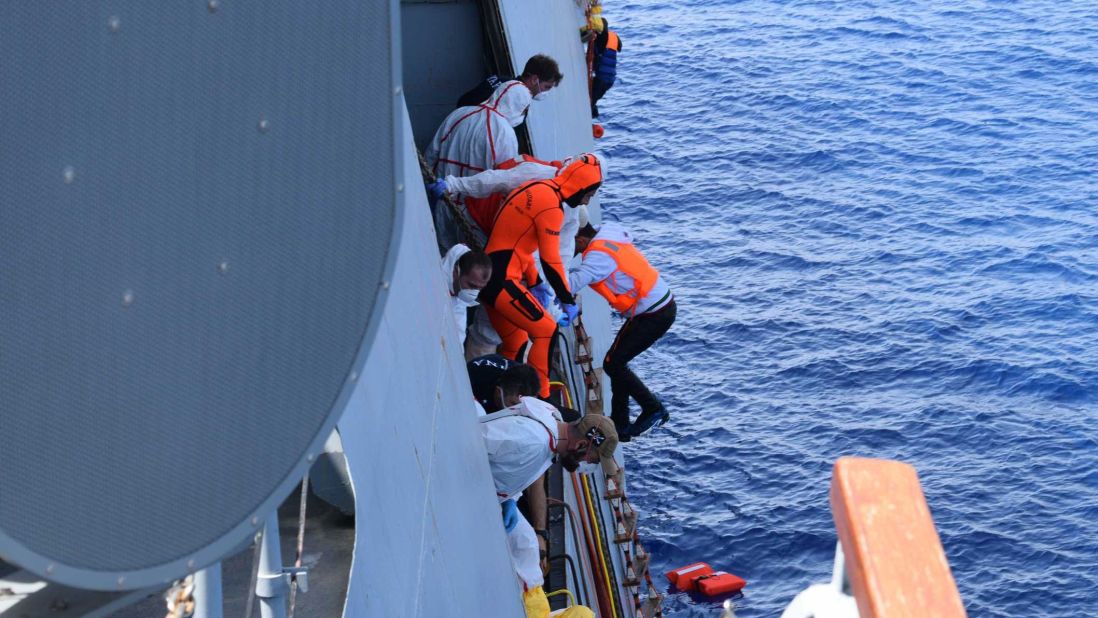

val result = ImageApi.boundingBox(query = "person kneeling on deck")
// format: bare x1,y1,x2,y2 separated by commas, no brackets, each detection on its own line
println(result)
480,399,616,616
479,155,603,399
441,244,491,346
571,222,676,440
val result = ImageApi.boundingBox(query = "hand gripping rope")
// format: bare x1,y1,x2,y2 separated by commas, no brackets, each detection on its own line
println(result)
416,149,484,252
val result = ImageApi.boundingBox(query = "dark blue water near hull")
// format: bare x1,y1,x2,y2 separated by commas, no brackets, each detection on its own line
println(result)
600,1,1098,615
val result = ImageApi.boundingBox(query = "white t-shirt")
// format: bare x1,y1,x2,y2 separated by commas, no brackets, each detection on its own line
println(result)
479,397,562,502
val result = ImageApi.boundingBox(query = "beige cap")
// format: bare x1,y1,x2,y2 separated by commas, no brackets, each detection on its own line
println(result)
575,413,619,475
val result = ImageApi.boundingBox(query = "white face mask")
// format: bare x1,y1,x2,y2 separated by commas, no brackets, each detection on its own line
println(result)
533,90,549,102
457,288,480,305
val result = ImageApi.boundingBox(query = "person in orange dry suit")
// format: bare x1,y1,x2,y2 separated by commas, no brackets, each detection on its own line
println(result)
426,154,598,359
478,154,603,398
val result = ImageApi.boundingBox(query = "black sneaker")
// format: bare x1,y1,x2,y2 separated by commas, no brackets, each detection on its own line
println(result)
630,405,670,437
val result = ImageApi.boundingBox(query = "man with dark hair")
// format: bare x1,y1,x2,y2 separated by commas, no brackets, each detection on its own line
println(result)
441,244,491,346
456,54,564,110
468,353,580,419
571,221,674,440
467,354,540,412
589,18,621,118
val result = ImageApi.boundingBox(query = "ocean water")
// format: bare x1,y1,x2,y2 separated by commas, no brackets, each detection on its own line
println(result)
599,1,1098,616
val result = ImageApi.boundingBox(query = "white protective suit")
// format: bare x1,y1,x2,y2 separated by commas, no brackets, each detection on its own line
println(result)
424,81,532,251
478,397,562,503
440,243,479,346
478,396,562,589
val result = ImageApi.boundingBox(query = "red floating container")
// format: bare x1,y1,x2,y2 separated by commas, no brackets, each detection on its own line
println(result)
664,562,713,591
695,571,747,597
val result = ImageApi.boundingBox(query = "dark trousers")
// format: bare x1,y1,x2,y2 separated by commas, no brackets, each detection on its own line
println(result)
604,299,677,428
591,77,614,117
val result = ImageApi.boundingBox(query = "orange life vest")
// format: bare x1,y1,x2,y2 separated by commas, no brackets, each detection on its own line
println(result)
583,238,659,315
606,31,621,52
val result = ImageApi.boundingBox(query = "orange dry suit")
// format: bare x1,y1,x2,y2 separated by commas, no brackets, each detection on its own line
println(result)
480,155,603,397
463,155,564,235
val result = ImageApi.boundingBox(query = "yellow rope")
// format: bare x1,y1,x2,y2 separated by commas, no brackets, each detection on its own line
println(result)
583,474,619,618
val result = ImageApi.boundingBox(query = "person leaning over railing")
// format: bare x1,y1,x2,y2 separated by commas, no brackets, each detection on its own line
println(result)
478,398,616,617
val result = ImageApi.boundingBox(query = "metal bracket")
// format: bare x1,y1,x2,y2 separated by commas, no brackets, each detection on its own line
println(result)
255,567,309,598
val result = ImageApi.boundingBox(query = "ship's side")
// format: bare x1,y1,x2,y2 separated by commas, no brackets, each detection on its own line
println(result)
0,2,647,617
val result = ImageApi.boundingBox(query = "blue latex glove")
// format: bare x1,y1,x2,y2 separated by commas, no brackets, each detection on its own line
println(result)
501,499,519,533
529,281,554,309
426,179,448,202
558,302,580,327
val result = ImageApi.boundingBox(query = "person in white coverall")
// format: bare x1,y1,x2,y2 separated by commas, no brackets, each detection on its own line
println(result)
440,244,491,346
479,397,613,617
424,80,532,252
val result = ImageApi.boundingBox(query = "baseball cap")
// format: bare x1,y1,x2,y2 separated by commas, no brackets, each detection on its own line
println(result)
575,413,619,475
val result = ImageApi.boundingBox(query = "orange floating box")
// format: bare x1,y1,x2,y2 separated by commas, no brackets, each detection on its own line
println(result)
695,571,747,597
664,562,713,590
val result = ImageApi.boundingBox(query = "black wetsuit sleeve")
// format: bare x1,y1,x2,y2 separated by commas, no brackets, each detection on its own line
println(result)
541,257,575,305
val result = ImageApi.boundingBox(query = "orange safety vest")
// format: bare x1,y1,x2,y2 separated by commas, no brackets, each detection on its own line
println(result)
583,238,659,315
606,31,621,52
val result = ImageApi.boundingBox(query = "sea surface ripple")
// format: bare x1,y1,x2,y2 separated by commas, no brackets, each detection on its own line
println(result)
600,1,1098,615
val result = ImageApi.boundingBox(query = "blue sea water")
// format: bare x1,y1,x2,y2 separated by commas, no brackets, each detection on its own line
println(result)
599,1,1098,615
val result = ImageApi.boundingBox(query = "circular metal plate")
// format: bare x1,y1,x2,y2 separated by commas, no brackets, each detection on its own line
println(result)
0,2,399,589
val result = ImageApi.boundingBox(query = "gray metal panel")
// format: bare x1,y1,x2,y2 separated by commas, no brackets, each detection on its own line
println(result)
0,2,402,590
338,108,524,618
497,0,595,162
400,1,488,149
497,0,600,262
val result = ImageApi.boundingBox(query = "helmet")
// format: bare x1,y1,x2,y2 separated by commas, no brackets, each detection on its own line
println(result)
554,154,602,207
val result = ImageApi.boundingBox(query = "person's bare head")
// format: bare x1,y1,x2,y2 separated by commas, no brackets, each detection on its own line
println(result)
520,54,563,97
490,364,540,412
454,251,491,293
574,222,598,255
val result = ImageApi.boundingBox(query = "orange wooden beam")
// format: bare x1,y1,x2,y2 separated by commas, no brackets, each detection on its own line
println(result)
830,457,967,618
